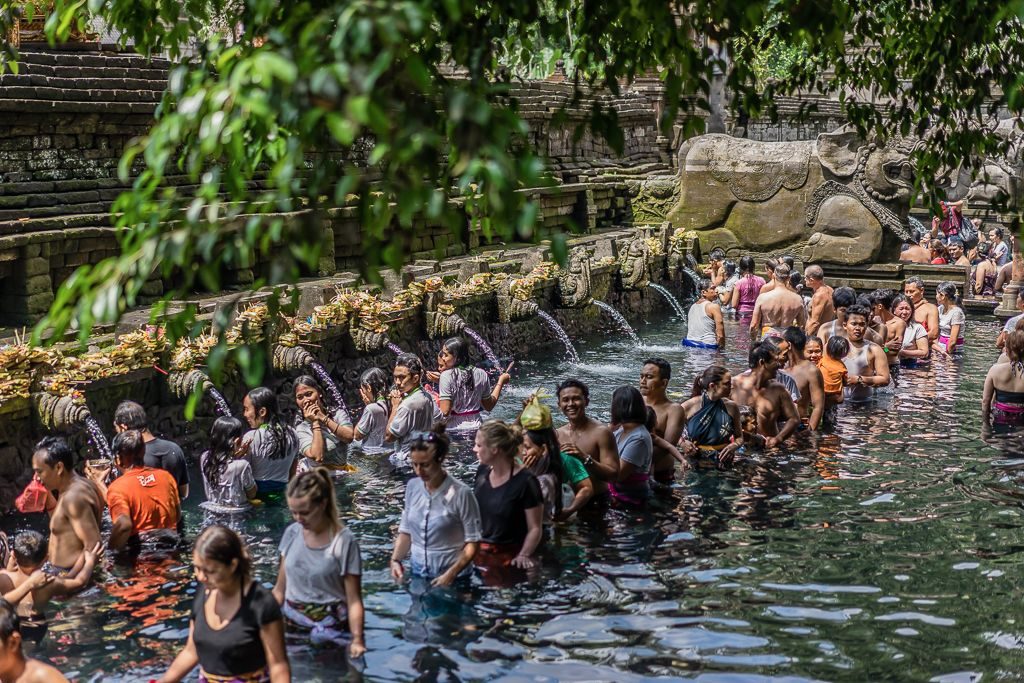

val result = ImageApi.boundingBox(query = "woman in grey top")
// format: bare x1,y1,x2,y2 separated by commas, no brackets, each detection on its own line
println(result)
390,424,482,586
386,354,439,458
273,468,365,656
353,367,390,451
294,375,354,473
426,337,512,430
243,386,299,495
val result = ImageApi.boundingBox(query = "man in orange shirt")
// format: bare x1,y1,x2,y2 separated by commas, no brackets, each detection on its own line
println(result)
87,430,180,551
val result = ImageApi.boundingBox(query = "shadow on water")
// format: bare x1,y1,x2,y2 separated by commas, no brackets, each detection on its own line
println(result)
12,311,1024,681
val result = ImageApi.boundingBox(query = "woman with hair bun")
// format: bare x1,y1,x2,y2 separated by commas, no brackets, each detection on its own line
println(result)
159,525,290,683
271,468,365,656
429,337,512,429
472,420,543,573
934,281,966,356
680,366,742,467
390,423,482,586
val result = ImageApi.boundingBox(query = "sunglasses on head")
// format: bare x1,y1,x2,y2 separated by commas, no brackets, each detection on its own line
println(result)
410,431,439,446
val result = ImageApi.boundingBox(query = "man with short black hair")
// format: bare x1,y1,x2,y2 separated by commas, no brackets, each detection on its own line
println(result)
947,238,971,267
782,328,825,430
113,400,189,499
803,265,835,335
730,342,801,448
904,277,939,343
555,379,619,498
842,305,891,401
639,358,687,483
0,599,68,682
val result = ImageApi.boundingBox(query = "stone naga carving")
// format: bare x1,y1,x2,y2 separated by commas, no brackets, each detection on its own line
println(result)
557,247,593,308
496,279,539,323
272,345,314,373
667,130,921,264
618,237,653,290
34,393,91,430
167,369,213,400
424,291,466,339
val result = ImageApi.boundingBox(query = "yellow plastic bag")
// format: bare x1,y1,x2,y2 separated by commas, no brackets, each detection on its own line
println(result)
520,390,552,430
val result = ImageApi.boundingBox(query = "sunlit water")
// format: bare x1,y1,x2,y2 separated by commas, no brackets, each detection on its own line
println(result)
9,312,1024,682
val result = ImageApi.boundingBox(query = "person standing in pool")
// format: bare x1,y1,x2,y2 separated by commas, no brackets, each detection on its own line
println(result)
31,437,103,577
803,265,835,335
386,354,440,458
870,289,907,369
243,387,298,495
607,387,654,507
294,375,354,473
982,331,1024,432
730,256,766,319
555,379,620,499
639,358,688,483
904,276,939,344
842,305,891,401
353,367,391,450
681,366,742,466
782,328,826,431
113,400,189,501
749,263,806,341
0,599,69,682
683,279,725,349
200,417,259,511
730,342,802,448
893,294,930,367
816,286,856,344
427,338,513,429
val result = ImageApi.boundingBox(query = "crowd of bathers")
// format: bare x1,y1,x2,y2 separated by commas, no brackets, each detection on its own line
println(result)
2,241,1023,681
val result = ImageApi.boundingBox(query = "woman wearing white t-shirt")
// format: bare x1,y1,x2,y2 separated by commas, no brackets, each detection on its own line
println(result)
893,294,930,368
353,367,391,451
201,416,258,512
243,386,299,495
427,337,511,430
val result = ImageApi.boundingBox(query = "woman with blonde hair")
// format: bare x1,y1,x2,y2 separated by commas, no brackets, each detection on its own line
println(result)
272,469,365,657
472,420,543,573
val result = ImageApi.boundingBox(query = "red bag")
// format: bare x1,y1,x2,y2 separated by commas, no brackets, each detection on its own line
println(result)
15,479,49,514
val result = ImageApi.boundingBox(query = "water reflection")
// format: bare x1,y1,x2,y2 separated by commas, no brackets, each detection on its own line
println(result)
16,313,1024,680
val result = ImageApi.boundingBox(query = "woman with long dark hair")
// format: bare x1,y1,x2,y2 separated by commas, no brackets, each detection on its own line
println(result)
431,337,511,429
294,375,354,473
519,397,593,522
730,255,765,318
608,386,654,506
243,387,299,495
201,417,258,512
353,367,391,450
160,525,290,683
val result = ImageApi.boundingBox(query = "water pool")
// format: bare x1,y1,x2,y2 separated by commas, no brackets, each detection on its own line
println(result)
10,311,1022,682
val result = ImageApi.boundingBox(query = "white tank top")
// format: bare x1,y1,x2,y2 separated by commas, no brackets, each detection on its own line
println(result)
686,300,718,345
843,341,874,401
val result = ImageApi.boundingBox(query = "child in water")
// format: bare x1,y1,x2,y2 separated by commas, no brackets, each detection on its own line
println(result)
819,336,850,407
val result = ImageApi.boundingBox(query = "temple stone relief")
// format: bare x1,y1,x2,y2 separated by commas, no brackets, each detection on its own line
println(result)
667,129,921,264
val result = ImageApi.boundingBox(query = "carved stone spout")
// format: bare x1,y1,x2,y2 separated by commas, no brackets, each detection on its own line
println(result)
272,345,315,373
34,393,91,430
167,369,213,400
424,291,466,339
557,246,593,308
496,279,539,323
350,322,390,352
619,237,653,290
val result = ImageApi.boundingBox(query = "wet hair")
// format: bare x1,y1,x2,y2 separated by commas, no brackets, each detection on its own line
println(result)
408,422,450,462
845,304,871,323
611,386,647,424
556,378,590,400
870,288,897,310
359,367,390,401
826,335,850,360
891,293,915,317
936,281,960,306
739,255,756,275
692,364,730,397
525,426,565,515
709,247,726,261
698,277,714,293
394,352,425,379
440,337,477,399
723,260,737,278
804,265,824,281
293,374,340,418
13,531,47,567
246,387,296,462
804,336,823,353
832,286,857,309
789,270,804,290
0,599,19,643
783,326,807,352
643,357,671,382
202,416,247,490
111,429,146,468
781,255,796,270
773,263,791,280
644,406,658,432
855,293,874,309
194,525,252,586
904,276,925,290
765,257,779,272
1006,331,1024,364
749,341,777,369
286,468,342,535
113,400,148,431
477,420,524,459
33,436,74,472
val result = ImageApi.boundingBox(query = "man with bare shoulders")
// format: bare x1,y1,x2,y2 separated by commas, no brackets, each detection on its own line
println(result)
870,289,907,369
0,599,68,682
782,328,825,430
817,287,857,344
730,342,802,447
803,265,835,335
900,230,931,264
750,263,806,340
30,437,103,577
556,379,619,498
904,276,939,343
638,358,686,484
842,304,891,401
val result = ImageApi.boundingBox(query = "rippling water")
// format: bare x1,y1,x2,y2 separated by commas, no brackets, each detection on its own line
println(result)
10,312,1023,682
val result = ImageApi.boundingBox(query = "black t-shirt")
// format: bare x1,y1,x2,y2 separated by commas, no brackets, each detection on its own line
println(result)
192,581,282,676
473,464,543,546
144,437,189,490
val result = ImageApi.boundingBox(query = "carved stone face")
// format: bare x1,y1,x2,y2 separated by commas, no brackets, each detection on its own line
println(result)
861,142,917,202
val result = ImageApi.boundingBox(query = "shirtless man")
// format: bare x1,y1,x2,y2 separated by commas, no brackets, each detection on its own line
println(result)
870,289,907,368
556,379,619,498
904,276,939,343
900,230,931,264
730,342,802,448
803,265,835,335
0,599,68,683
782,327,826,430
841,304,891,401
638,358,687,483
817,286,857,344
750,263,806,341
30,437,103,576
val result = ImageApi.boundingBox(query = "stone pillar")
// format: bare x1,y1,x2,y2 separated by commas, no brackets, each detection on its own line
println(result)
995,234,1023,318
